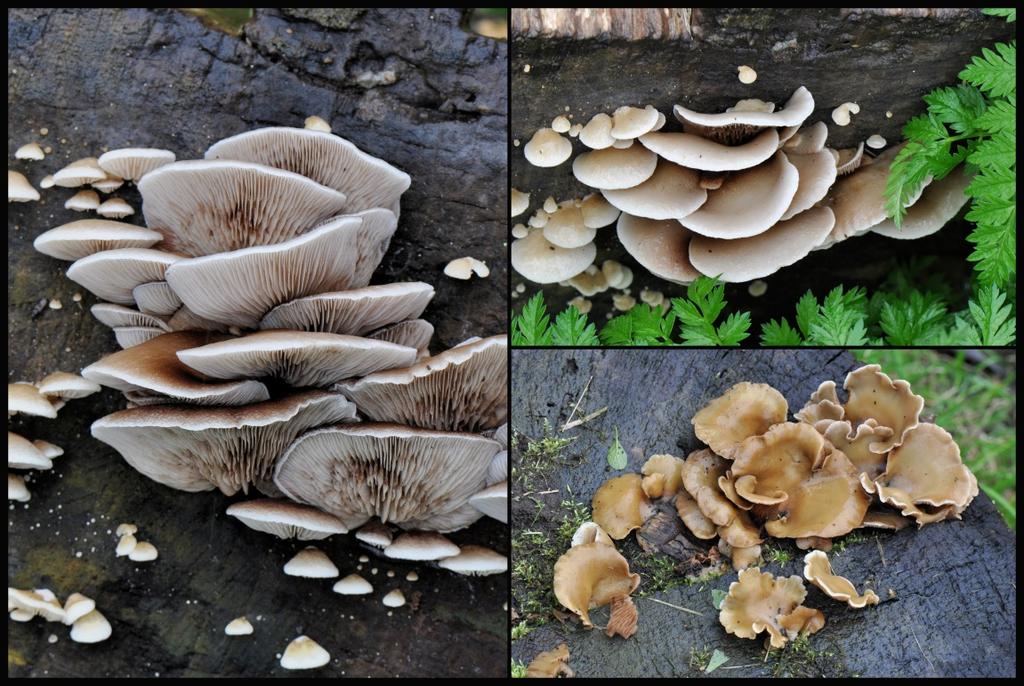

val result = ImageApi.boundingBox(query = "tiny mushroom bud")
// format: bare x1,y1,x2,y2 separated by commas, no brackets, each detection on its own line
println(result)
16,143,45,161
551,115,571,133
737,65,757,84
382,589,406,608
354,519,393,548
225,616,254,635
283,546,338,577
332,574,374,595
65,190,101,211
831,102,860,126
97,197,134,219
281,635,330,670
9,170,40,202
8,473,31,501
511,188,530,217
444,256,490,280
39,175,55,189
116,534,137,557
304,115,332,132
866,134,887,149
115,523,138,537
543,196,558,213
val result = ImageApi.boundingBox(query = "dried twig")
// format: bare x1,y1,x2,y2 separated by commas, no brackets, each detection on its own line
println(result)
641,596,703,616
560,375,593,431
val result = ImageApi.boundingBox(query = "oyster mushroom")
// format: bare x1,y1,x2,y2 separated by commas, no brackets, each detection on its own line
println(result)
33,219,162,261
843,364,924,453
9,170,41,202
97,148,176,181
591,473,653,540
511,229,595,284
719,567,824,649
615,214,701,285
226,499,349,539
639,128,780,172
572,145,658,190
524,128,572,167
552,541,640,628
691,382,788,458
601,159,707,220
802,550,879,608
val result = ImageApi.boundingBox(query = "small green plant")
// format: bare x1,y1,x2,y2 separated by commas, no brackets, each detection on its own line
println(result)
761,542,795,565
689,645,713,671
511,620,534,641
511,659,528,678
884,8,1016,287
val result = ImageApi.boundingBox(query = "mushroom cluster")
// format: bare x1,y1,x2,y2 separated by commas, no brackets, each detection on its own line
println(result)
8,588,111,644
513,86,972,289
28,125,508,572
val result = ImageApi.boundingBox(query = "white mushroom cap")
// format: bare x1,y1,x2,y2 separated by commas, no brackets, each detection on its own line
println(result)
8,473,31,502
579,193,620,228
91,390,357,496
225,616,254,635
304,115,331,132
91,175,125,194
69,609,112,643
284,547,339,578
67,248,181,305
129,541,159,561
62,593,96,625
176,330,417,388
9,432,53,470
33,219,163,261
8,588,65,622
332,574,374,595
39,175,55,189
871,168,972,240
578,112,615,150
280,635,330,670
10,609,34,622
115,523,138,536
866,134,887,149
32,440,63,459
602,159,707,220
97,148,176,181
511,188,530,217
640,127,779,172
205,127,410,216
15,143,45,161
381,589,407,608
674,86,815,128
487,450,507,485
616,213,701,284
65,189,100,211
96,197,135,219
164,209,396,328
543,203,595,249
677,151,799,238
116,533,138,557
354,520,393,548
83,331,270,406
831,102,860,126
444,256,490,279
9,383,59,418
52,158,106,188
524,128,572,167
133,282,183,316
139,159,348,256
384,532,460,560
36,371,102,400
437,545,508,576
822,145,903,246
689,206,836,282
226,499,349,539
782,121,829,155
511,230,595,284
780,149,839,221
8,170,40,202
572,145,658,190
333,335,507,432
611,105,661,139
468,481,507,523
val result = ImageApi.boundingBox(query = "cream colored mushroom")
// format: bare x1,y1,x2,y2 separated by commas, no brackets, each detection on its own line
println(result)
511,230,595,284
444,256,490,279
524,128,572,167
579,113,615,149
803,550,879,608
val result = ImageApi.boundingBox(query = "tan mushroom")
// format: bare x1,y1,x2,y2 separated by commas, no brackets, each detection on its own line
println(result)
526,643,574,678
611,105,660,139
719,568,824,649
98,148,176,181
871,167,972,240
639,128,780,172
33,219,163,261
843,364,924,453
592,473,653,540
579,193,621,228
803,550,879,608
692,382,788,458
820,420,892,480
641,453,685,498
552,541,640,628
793,379,845,430
616,213,701,285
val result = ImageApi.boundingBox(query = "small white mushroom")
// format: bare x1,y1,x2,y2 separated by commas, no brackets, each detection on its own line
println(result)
281,635,330,670
128,541,158,562
9,170,40,202
39,175,55,189
332,574,374,595
225,616,254,635
612,293,636,311
524,128,572,167
283,546,338,578
8,473,31,502
10,609,35,622
62,593,96,625
65,190,100,212
406,571,419,582
382,589,406,608
115,523,138,537
551,115,571,133
568,123,583,137
70,610,112,643
567,296,592,314
542,196,558,213
15,143,45,161
866,134,887,149
96,197,134,219
511,188,530,217
31,440,62,459
831,102,860,126
511,223,529,239
580,113,615,150
116,533,138,557
304,115,332,132
737,65,758,84
444,256,490,280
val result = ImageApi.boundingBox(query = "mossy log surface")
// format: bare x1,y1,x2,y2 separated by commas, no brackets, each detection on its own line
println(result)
510,349,1016,677
510,8,1016,326
7,8,507,677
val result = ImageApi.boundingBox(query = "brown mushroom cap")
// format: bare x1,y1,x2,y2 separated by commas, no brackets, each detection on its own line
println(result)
689,206,835,283
871,167,972,240
553,541,640,628
692,382,788,458
863,423,976,525
33,219,162,261
719,567,822,649
674,489,717,539
526,643,573,678
176,330,417,388
601,159,707,220
66,248,181,305
616,213,701,284
803,550,879,608
639,128,780,172
641,453,686,498
722,542,763,571
572,145,658,190
91,390,356,495
165,209,396,329
205,127,410,215
821,420,892,480
681,449,762,547
273,423,500,532
334,335,506,433
843,364,924,453
82,331,270,406
226,499,349,539
592,473,653,540
259,282,434,335
677,151,799,239
793,379,846,430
